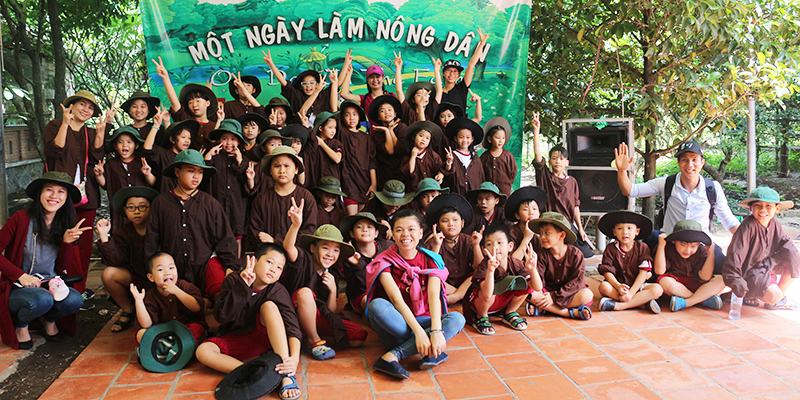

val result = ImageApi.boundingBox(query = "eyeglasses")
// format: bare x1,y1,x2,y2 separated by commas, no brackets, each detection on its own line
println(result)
125,205,150,212
300,81,316,87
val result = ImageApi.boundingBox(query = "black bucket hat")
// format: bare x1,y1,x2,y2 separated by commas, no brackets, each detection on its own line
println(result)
597,210,653,241
122,90,160,120
160,119,200,149
209,119,245,142
178,83,218,120
405,81,435,106
368,95,402,123
228,75,262,100
528,212,577,244
665,220,711,246
297,224,355,260
425,193,474,229
433,102,464,124
482,117,512,149
112,186,160,215
445,117,483,148
281,124,310,146
26,171,81,204
466,182,507,206
291,70,322,91
405,121,443,150
339,101,367,124
504,186,548,222
339,212,388,241
237,113,270,133
164,149,217,178
214,352,283,400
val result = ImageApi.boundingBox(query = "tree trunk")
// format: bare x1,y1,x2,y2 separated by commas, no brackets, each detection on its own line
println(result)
48,0,67,114
641,150,658,220
778,142,789,177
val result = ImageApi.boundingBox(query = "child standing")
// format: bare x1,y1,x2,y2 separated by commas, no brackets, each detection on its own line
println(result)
237,113,269,162
527,212,594,320
439,29,489,112
143,119,197,193
224,73,264,119
130,252,206,344
466,182,509,233
444,118,485,197
312,177,347,228
339,212,391,314
369,95,408,187
121,90,165,140
340,49,397,121
262,50,333,119
336,101,377,215
311,111,344,187
395,54,443,125
400,121,446,192
596,211,663,313
504,186,547,260
654,220,725,312
723,187,800,309
264,97,294,130
480,117,518,197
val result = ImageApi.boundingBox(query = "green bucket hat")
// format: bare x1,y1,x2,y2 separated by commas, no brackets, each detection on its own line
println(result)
415,178,450,198
178,83,218,120
160,119,200,149
105,126,144,152
339,212,388,241
264,97,294,118
163,149,216,178
25,171,81,204
260,145,304,174
313,111,339,135
665,220,711,245
112,186,160,215
737,186,794,210
63,90,101,117
313,176,347,198
597,210,653,241
209,119,245,142
405,81,435,106
374,180,415,207
466,182,507,206
121,90,160,119
137,321,196,373
493,275,530,296
297,224,355,260
482,117,512,149
528,212,577,244
253,129,291,159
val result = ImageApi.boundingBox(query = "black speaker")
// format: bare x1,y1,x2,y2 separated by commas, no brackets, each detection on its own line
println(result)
567,124,627,166
568,169,628,212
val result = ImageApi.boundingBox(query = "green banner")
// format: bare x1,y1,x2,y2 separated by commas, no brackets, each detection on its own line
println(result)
141,0,531,187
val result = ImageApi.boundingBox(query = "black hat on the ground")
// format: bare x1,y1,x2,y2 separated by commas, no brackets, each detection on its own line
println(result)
214,352,283,400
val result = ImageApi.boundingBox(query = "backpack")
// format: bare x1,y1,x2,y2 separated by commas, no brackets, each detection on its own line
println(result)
654,173,717,230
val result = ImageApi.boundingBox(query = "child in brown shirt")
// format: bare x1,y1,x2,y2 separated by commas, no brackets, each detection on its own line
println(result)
400,121,447,192
312,177,347,228
480,117,517,197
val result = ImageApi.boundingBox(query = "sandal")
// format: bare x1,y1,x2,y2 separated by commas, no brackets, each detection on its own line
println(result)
765,297,800,310
567,305,592,320
111,312,135,333
279,375,301,400
309,340,335,360
472,317,495,335
501,312,527,330
598,297,616,312
525,301,546,317
743,297,761,307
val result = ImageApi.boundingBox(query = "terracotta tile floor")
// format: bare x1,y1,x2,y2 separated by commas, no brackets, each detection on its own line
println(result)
3,240,800,399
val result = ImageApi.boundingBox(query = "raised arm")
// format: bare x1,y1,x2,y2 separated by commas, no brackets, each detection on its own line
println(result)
298,74,327,117
432,58,443,104
340,50,361,103
532,111,543,163
394,51,405,103
152,57,180,112
463,29,489,88
232,72,262,107
262,49,288,87
615,143,634,196
329,69,339,112
283,197,304,263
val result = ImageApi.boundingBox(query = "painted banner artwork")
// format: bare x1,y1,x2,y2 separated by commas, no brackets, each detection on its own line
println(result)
141,0,531,187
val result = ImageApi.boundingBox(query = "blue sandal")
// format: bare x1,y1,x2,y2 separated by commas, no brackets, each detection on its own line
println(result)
567,305,592,320
279,375,301,400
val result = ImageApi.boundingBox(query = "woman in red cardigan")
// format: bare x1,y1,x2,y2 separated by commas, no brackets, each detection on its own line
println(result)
0,172,86,349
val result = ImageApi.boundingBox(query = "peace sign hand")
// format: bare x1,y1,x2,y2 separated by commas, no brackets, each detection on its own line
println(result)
246,162,256,181
477,28,489,43
262,49,274,67
141,157,153,177
205,144,223,160
483,246,500,272
63,218,92,244
297,112,310,128
524,243,538,273
240,255,257,286
269,108,278,125
93,159,106,177
431,224,445,247
531,111,540,132
151,56,169,79
444,147,454,164
288,197,304,226
60,104,75,126
393,51,403,69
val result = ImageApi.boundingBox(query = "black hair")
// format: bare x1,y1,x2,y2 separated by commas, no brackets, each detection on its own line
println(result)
486,125,507,145
186,91,211,102
254,243,287,261
481,223,512,247
549,145,569,160
436,206,463,221
391,209,425,229
27,185,77,245
538,222,566,234
146,251,173,274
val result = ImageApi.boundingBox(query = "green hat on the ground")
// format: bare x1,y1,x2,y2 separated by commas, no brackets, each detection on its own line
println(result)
665,220,711,246
105,126,144,152
26,171,81,204
253,129,291,159
313,111,339,135
164,149,216,178
209,119,245,142
137,321,196,373
493,275,529,295
313,176,347,198
264,97,293,118
415,178,450,198
425,193,473,228
260,145,304,174
374,180,415,207
597,210,652,240
298,224,355,260
482,117,512,149
339,212,388,241
121,90,160,119
112,186,159,215
160,119,199,149
405,81,435,106
178,83,218,120
737,186,794,210
504,186,548,222
528,212,577,244
63,90,101,117
466,182,507,206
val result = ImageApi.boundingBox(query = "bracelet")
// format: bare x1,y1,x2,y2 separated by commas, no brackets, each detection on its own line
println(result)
429,329,443,336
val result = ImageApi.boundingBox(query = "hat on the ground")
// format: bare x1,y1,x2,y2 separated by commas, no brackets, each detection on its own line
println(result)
504,186,548,222
405,121,443,149
63,90,101,117
122,90,160,119
26,171,81,204
405,81,435,106
160,119,200,149
528,212,577,244
374,180,415,207
112,186,160,215
466,182,507,206
214,352,283,400
137,321,196,373
597,210,653,240
164,149,216,178
339,212,388,241
338,101,367,124
368,95,402,123
415,178,450,198
433,103,465,124
425,193,473,229
313,111,339,135
482,117,512,149
228,75,262,100
237,113,270,133
737,186,794,210
313,176,347,198
105,126,144,151
442,59,464,72
260,145,304,174
281,124,310,146
493,275,529,296
209,119,245,142
665,220,711,245
298,224,355,260
178,83,218,120
292,70,322,91
675,140,704,159
445,117,483,149
253,130,291,159
263,97,294,119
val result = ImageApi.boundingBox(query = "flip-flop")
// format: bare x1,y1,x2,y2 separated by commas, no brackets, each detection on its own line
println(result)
645,299,661,314
765,297,800,310
279,375,301,400
567,305,592,320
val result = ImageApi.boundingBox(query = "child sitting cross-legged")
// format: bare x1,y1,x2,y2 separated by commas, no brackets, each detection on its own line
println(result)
470,224,538,335
655,220,725,312
596,211,664,314
195,245,303,400
527,212,594,320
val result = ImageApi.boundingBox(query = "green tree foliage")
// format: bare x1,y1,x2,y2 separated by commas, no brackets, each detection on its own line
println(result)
528,0,800,217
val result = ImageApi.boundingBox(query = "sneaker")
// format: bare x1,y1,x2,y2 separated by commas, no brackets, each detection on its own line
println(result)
670,296,687,312
373,357,410,379
83,288,95,299
309,340,335,360
701,295,723,310
765,297,800,310
598,297,616,311
80,292,95,311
